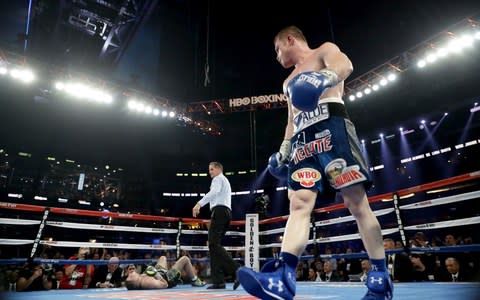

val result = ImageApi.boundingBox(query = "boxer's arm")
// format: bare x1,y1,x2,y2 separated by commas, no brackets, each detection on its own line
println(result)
317,42,353,82
277,85,294,160
284,97,294,140
278,99,293,160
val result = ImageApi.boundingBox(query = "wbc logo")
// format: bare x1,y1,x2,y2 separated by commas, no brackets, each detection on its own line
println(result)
291,168,321,188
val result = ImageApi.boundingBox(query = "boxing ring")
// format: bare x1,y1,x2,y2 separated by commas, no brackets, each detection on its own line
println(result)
1,170,480,299
1,282,479,300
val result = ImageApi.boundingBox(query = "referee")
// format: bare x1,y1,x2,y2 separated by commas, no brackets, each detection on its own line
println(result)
192,161,240,290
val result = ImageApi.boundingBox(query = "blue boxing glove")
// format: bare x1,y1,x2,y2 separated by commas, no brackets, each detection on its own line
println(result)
287,69,339,111
268,139,290,180
268,152,288,180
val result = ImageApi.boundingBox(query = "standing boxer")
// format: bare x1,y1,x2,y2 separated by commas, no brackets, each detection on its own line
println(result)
237,25,393,300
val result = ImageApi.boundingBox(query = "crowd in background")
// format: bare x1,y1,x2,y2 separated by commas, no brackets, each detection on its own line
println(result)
292,232,479,283
0,230,478,292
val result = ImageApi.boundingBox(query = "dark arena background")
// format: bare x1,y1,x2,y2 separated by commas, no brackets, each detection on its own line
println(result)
1,1,480,299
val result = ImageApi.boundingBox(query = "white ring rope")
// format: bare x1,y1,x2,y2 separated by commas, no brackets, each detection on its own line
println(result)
308,228,400,245
403,216,480,231
400,190,480,210
314,208,395,227
38,240,178,250
0,239,34,245
46,221,178,234
0,218,40,225
181,229,245,236
179,245,245,251
1,187,479,254
260,227,285,235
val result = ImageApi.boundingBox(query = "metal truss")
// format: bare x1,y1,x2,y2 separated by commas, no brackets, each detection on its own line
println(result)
98,0,159,66
48,0,158,67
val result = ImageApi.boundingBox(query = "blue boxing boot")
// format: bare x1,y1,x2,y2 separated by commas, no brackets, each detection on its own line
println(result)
361,259,393,300
237,252,297,300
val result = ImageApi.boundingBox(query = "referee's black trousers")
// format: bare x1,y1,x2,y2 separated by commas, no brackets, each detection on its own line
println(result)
208,205,239,284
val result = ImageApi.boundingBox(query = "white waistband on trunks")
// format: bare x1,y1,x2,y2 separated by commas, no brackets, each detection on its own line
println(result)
318,97,344,105
292,98,345,134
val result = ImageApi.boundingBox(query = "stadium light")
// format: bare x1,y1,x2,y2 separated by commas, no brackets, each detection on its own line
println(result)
10,68,35,83
417,31,478,69
56,81,113,104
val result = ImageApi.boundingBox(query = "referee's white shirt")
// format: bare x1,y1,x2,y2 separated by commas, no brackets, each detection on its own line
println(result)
197,173,231,210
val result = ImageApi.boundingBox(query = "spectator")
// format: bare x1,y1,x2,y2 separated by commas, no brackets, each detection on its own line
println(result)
342,248,361,277
16,262,52,291
296,262,305,281
384,238,412,282
410,254,430,282
313,260,324,282
440,257,470,282
52,269,64,289
1,266,19,291
90,256,123,288
271,247,280,259
444,234,457,247
59,247,94,289
358,259,371,282
307,268,316,281
319,260,341,282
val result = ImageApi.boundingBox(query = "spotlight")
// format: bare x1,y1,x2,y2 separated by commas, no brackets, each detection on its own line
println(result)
387,73,397,81
55,82,65,90
436,48,448,57
447,39,462,54
459,35,474,48
426,54,437,63
127,100,136,110
471,104,480,113
136,103,145,112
